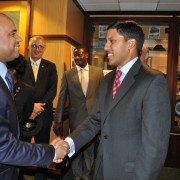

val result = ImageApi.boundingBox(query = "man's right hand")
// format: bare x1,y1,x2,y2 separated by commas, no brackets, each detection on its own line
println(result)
33,102,46,115
51,138,70,163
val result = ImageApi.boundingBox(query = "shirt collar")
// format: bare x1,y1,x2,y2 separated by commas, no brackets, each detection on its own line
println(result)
76,63,89,72
117,57,138,75
30,57,41,66
0,62,8,79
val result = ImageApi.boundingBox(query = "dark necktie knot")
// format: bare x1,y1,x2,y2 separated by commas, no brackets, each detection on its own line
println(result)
5,71,14,96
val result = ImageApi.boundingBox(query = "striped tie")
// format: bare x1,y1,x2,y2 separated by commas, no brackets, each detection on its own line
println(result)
112,70,122,99
5,71,14,96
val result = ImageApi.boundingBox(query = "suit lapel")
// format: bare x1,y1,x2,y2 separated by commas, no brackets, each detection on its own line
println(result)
0,76,14,103
36,59,46,83
27,59,35,84
86,66,92,96
101,70,116,122
103,59,142,123
71,67,84,95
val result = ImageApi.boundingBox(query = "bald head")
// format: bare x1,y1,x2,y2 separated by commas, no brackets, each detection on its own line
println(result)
0,13,14,26
0,13,22,63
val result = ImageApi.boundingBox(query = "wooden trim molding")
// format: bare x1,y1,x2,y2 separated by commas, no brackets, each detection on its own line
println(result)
29,35,80,47
24,0,31,56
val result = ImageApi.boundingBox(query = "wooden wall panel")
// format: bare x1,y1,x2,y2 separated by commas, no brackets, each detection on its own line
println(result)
66,0,84,44
31,0,68,35
42,40,66,107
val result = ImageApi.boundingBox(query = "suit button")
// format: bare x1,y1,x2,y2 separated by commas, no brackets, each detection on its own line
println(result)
104,136,107,139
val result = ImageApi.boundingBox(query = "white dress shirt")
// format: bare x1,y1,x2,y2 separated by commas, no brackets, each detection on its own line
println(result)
30,57,41,72
76,63,89,84
0,62,10,89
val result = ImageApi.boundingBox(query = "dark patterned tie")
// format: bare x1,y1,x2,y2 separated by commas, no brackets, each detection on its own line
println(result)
112,70,122,99
5,71,14,96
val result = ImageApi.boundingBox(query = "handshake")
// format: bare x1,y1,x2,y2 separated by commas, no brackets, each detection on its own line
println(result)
50,137,70,163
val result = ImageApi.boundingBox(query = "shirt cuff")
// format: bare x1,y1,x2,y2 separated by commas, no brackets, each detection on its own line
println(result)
64,136,75,157
53,152,56,161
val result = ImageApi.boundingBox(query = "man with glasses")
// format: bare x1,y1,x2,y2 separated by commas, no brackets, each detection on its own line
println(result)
21,36,58,180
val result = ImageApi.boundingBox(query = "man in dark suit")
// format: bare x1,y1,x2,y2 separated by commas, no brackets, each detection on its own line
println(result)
61,21,171,180
6,54,35,139
53,46,104,180
20,35,58,179
0,13,68,180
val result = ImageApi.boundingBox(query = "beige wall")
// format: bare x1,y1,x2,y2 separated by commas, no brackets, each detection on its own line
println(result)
30,0,67,34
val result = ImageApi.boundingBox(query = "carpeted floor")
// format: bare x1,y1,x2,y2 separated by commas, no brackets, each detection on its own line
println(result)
24,166,180,180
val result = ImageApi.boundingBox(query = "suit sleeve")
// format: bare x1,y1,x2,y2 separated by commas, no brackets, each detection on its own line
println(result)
0,115,55,167
134,75,171,180
21,86,34,123
54,72,68,124
0,78,55,167
70,88,102,152
40,63,58,106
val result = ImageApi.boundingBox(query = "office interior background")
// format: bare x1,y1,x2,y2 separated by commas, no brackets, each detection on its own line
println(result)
1,0,180,178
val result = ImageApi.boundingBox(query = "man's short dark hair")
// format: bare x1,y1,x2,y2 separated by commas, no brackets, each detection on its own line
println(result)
6,54,27,79
107,21,144,56
74,45,88,54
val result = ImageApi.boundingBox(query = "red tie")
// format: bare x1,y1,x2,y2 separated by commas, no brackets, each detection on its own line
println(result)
112,70,122,99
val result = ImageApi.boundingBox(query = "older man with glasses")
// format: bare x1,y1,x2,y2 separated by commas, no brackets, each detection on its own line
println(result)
21,36,58,180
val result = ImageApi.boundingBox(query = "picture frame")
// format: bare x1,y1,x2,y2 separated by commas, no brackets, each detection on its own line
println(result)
148,26,160,39
99,25,108,38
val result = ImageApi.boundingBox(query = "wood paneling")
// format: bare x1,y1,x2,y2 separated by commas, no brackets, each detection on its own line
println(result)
42,40,66,107
31,0,67,35
66,0,84,44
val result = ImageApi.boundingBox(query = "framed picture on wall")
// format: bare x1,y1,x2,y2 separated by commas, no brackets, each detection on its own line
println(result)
148,26,160,39
71,46,75,69
99,25,108,38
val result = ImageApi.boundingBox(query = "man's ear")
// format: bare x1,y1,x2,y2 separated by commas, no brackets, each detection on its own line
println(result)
128,39,136,50
85,53,88,59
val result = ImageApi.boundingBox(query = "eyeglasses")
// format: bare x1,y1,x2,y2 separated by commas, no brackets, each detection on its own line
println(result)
31,44,45,50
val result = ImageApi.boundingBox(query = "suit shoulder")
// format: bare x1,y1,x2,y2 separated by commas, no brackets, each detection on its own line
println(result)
42,58,56,66
141,65,165,77
90,65,103,72
64,67,76,75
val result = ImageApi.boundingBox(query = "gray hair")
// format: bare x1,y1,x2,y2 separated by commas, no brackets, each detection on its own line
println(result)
28,36,45,48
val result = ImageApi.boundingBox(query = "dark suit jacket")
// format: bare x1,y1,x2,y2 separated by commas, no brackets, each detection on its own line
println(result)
0,76,55,180
21,58,58,127
55,65,104,132
14,80,34,124
70,59,171,180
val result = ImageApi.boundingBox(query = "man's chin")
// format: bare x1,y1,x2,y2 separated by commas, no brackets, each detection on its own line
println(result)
108,61,116,67
7,53,19,62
